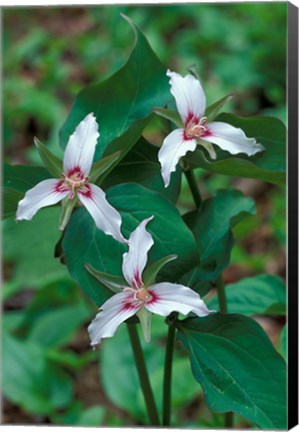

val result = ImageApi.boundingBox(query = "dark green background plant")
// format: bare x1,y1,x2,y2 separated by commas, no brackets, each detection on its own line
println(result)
3,4,286,428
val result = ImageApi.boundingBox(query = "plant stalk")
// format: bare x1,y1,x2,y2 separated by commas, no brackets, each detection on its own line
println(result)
225,411,234,428
184,169,202,209
162,314,177,426
127,324,160,426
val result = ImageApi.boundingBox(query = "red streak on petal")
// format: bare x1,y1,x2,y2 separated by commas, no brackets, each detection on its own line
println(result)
183,130,196,141
121,293,139,311
78,183,93,199
133,272,143,289
146,289,160,306
67,166,85,179
55,180,70,193
185,112,199,127
202,128,212,138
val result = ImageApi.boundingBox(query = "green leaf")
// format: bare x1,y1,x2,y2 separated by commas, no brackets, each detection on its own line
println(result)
4,163,50,192
59,15,170,162
28,301,92,347
3,207,69,287
34,137,63,178
185,114,286,185
76,406,106,426
177,313,287,429
62,183,198,306
152,107,183,128
205,94,234,123
100,138,182,203
3,331,73,415
143,254,178,287
85,263,126,293
3,187,23,219
207,274,286,315
278,325,287,360
181,189,255,287
46,349,97,371
89,151,123,184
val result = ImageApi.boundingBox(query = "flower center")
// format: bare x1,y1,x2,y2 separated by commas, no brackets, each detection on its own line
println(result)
123,286,152,305
61,167,88,198
135,288,152,303
185,116,208,139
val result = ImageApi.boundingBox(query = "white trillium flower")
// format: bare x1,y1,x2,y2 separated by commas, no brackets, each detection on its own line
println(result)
158,70,265,187
16,113,127,243
88,216,213,346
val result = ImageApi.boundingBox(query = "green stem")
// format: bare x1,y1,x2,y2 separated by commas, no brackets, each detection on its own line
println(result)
127,324,160,426
162,315,177,426
184,169,202,209
225,411,234,428
215,276,227,314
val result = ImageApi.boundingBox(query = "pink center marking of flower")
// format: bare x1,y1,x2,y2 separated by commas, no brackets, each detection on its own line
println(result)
184,115,210,140
56,166,91,199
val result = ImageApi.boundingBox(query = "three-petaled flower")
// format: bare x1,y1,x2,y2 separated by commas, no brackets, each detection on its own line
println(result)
16,113,127,243
88,216,213,346
158,70,265,187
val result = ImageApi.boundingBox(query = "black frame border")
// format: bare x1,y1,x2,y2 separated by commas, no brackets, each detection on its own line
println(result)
287,1,298,429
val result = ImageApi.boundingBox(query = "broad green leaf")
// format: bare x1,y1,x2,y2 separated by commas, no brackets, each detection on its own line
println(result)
89,151,123,183
34,137,63,178
185,114,286,185
3,163,50,219
205,94,234,123
278,325,287,360
4,163,50,192
77,406,106,426
181,189,255,288
3,187,23,219
207,274,286,315
100,138,182,203
46,349,97,371
3,207,69,287
85,263,126,293
152,107,183,128
63,183,198,306
59,15,170,162
143,254,178,287
28,301,92,347
177,314,287,429
3,331,73,415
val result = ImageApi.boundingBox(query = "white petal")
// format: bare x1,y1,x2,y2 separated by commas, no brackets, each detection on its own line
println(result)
63,113,100,177
88,292,140,346
122,216,154,287
77,183,127,244
167,69,206,124
205,121,265,156
158,129,197,187
145,282,213,317
16,179,69,221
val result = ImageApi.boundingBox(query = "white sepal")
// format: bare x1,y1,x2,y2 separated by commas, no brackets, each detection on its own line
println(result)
16,179,69,221
145,282,213,317
63,113,100,176
88,292,140,346
167,70,206,124
158,129,197,187
206,121,265,156
122,216,154,287
77,183,127,244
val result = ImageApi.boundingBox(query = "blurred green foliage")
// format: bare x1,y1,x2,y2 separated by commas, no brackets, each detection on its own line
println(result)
2,4,286,427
